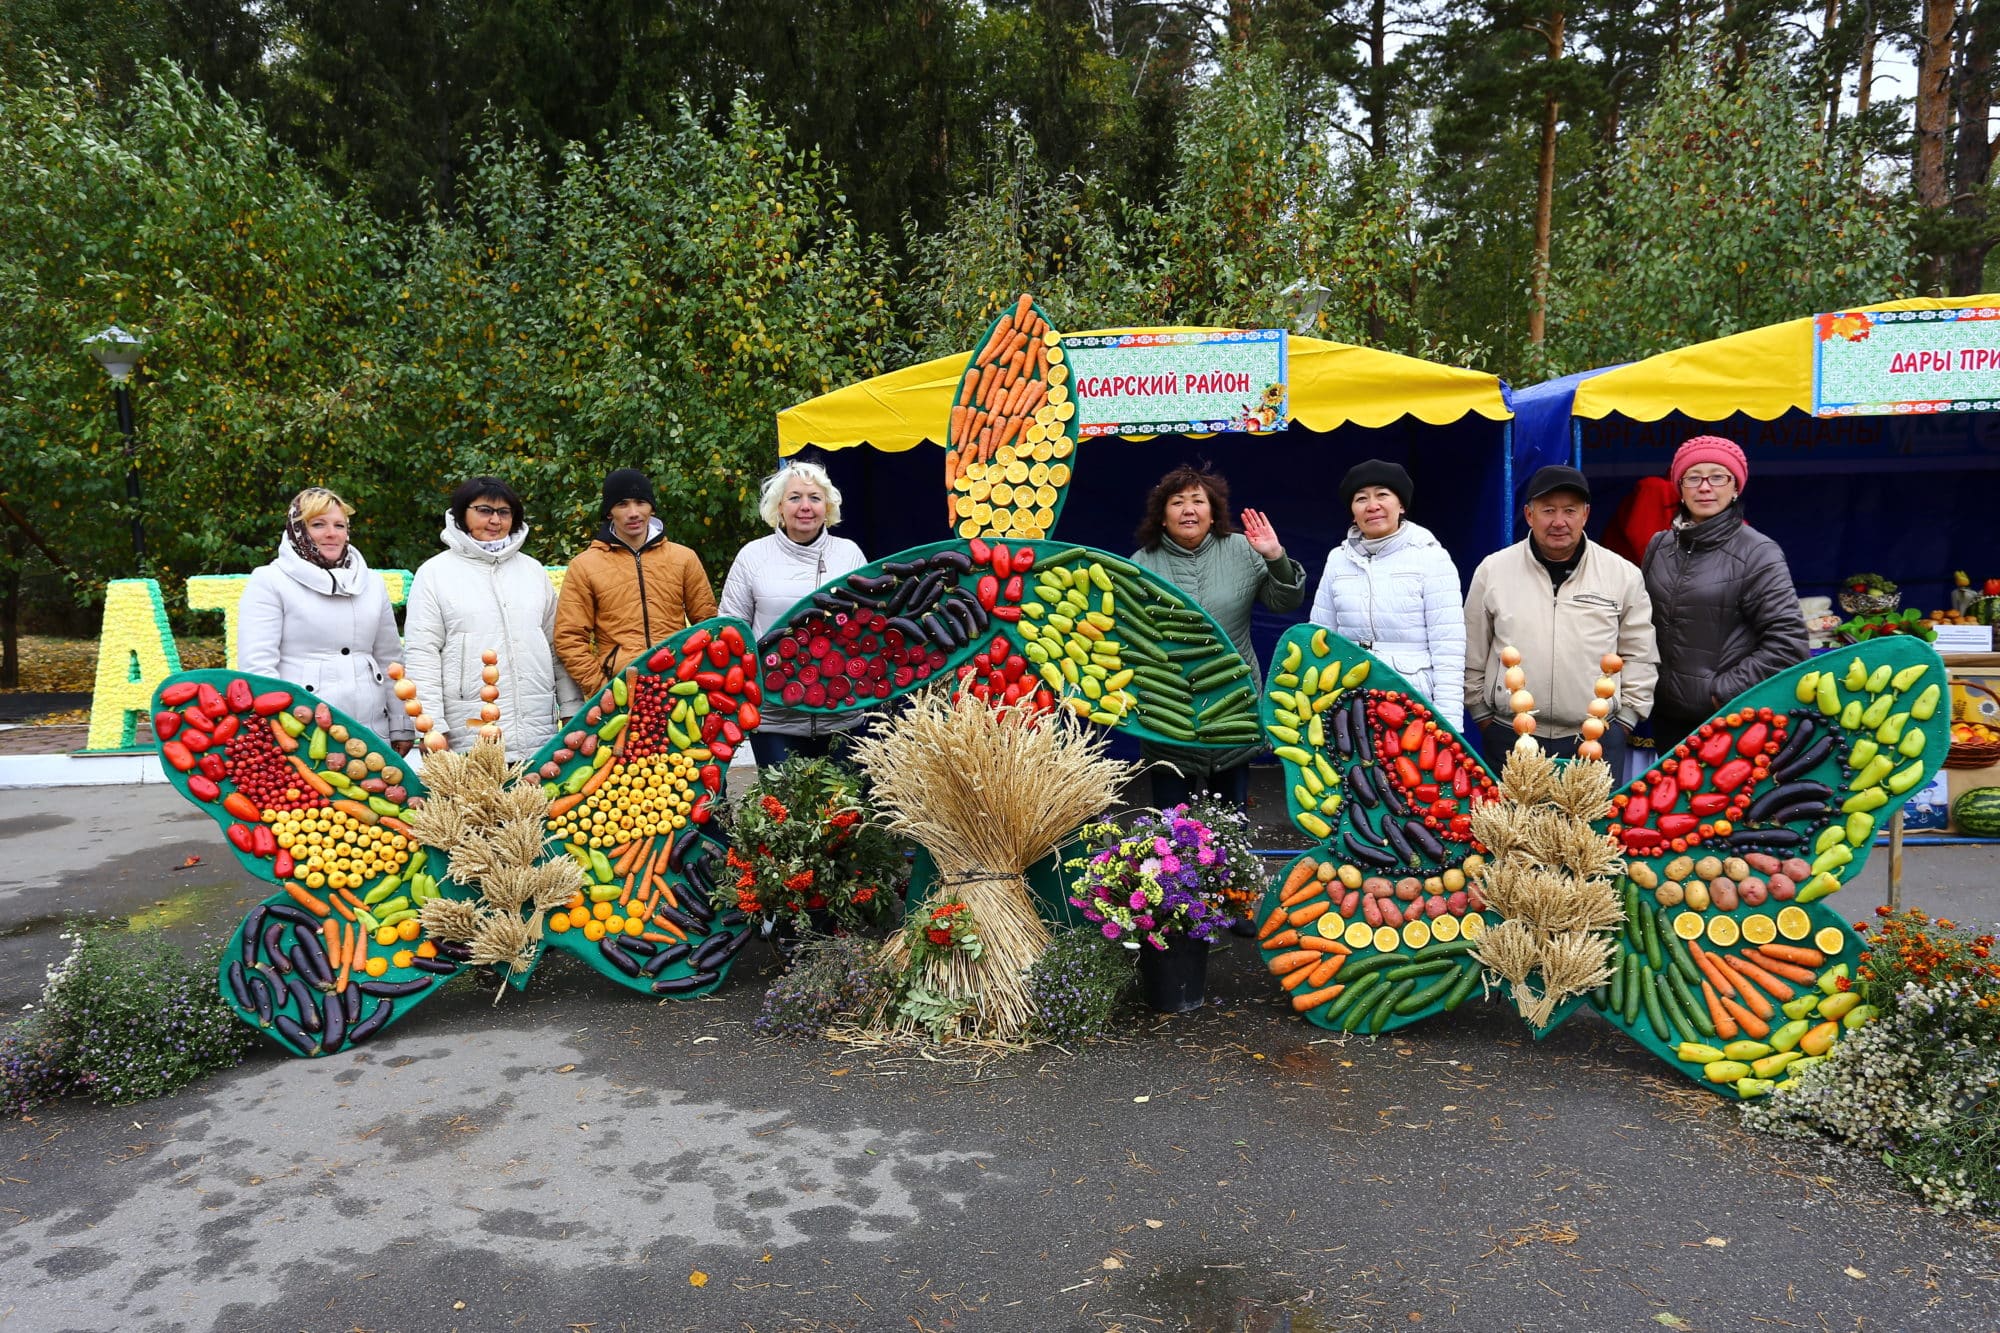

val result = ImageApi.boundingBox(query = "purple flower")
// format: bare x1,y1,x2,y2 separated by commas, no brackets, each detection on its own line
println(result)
1134,914,1155,930
1128,890,1148,909
1101,922,1122,939
1153,837,1170,856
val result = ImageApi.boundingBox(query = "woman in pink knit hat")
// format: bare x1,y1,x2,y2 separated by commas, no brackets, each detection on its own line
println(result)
1641,435,1809,750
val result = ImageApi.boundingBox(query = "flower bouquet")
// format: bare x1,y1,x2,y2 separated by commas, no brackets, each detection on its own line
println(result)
716,758,904,950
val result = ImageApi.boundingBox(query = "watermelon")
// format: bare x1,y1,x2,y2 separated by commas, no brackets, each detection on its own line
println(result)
1951,787,2000,837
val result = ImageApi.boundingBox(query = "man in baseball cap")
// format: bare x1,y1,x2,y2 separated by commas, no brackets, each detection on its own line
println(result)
1461,464,1657,771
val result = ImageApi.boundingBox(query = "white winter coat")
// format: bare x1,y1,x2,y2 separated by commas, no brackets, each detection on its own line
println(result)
1308,519,1466,713
717,529,866,736
238,539,411,741
403,516,581,759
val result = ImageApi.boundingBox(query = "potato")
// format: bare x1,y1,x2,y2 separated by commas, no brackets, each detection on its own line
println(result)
1739,877,1768,907
1665,855,1695,883
1395,877,1423,902
1683,879,1711,911
1767,873,1796,901
1721,857,1750,883
1709,877,1739,912
1315,860,1338,882
1363,877,1394,898
1442,867,1466,892
1654,880,1685,907
381,765,404,785
1781,858,1812,882
1744,851,1783,875
1693,855,1723,882
1628,862,1659,889
1337,863,1363,889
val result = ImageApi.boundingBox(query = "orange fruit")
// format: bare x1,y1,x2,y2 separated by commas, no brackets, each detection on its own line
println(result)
364,956,389,977
375,925,399,947
397,917,422,942
582,920,606,941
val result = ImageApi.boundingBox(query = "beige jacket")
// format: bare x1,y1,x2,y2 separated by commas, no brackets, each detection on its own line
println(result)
1463,537,1657,736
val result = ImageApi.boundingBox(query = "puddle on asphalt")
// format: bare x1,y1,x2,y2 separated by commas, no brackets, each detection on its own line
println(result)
1134,1265,1337,1332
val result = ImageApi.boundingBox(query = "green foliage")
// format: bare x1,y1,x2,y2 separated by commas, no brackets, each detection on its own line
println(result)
1547,45,1911,375
1025,927,1135,1044
754,933,895,1040
0,926,251,1113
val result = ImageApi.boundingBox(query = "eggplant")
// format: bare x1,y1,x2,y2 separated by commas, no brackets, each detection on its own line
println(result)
435,940,474,962
882,578,917,615
957,591,991,632
342,980,362,1026
1404,818,1447,860
1348,762,1382,808
621,937,660,957
1376,767,1410,817
1332,705,1355,758
227,960,254,1010
812,590,853,614
886,615,928,645
676,886,716,925
599,939,641,977
290,940,332,991
265,902,322,931
651,903,700,937
346,997,393,1045
283,972,322,1031
320,988,346,1052
1343,826,1398,868
881,557,930,577
920,611,958,651
272,1013,318,1056
716,928,755,961
1766,801,1835,828
1771,736,1836,784
356,974,435,998
719,910,747,929
903,570,946,613
641,942,694,976
1744,781,1834,823
245,970,276,1026
929,548,975,573
240,906,267,969
410,956,459,975
683,857,719,903
1768,716,1821,769
666,827,701,873
1726,826,1805,849
1380,815,1417,866
652,972,718,996
262,920,292,972
938,597,976,642
847,572,897,596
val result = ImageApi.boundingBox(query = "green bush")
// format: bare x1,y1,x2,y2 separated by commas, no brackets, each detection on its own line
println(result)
1026,927,1135,1045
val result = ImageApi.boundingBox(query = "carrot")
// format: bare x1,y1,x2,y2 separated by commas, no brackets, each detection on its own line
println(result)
1702,978,1739,1039
1277,859,1318,903
325,891,355,922
1287,901,1331,927
651,915,689,943
656,881,679,910
284,883,331,916
609,840,640,875
1305,954,1344,987
640,931,678,945
323,918,342,975
1722,967,1776,1018
1267,950,1320,975
618,872,636,907
331,798,380,826
1719,991,1770,1037
1687,941,1739,998
579,762,613,798
1753,942,1826,968
1747,948,1819,984
1281,967,1315,991
379,816,414,838
1263,927,1300,949
1723,953,1796,1001
995,416,1025,452
980,316,1015,365
288,755,334,796
973,361,998,406
1291,984,1343,1012
548,792,586,819
268,716,299,753
1257,906,1289,939
337,887,366,912
335,921,353,993
1013,292,1032,325
1297,936,1349,954
1005,347,1028,384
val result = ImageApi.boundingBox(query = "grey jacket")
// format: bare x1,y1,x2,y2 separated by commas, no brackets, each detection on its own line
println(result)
1642,504,1807,722
1132,531,1306,775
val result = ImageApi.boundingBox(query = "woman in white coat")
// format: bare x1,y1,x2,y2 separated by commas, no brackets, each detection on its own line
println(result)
238,487,412,751
717,461,866,767
1309,460,1466,717
403,477,579,760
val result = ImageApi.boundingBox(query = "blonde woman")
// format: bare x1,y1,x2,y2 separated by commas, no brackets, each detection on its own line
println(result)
717,461,867,765
238,487,412,752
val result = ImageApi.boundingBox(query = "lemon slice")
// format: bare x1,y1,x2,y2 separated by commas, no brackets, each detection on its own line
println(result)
1033,506,1055,527
1372,925,1400,953
1814,926,1848,956
1706,915,1741,947
1022,422,1046,445
1402,919,1432,949
990,482,1014,505
1030,440,1053,462
1043,328,1061,346
1047,364,1069,384
1461,913,1486,940
1776,906,1811,940
1048,384,1070,405
965,461,989,481
1741,914,1777,945
1431,914,1461,942
1316,912,1345,939
995,445,1017,468
1343,920,1374,950
1029,461,1051,486
1046,342,1064,360
1054,402,1075,422
956,519,981,538
1005,460,1030,484
1036,484,1059,507
1673,911,1706,940
953,472,975,493
968,480,991,501
1049,463,1072,485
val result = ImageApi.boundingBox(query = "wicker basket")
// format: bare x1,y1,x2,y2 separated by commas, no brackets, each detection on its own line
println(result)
1839,588,1901,617
1947,679,2000,769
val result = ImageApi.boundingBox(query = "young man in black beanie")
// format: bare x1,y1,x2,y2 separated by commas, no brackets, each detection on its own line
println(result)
554,468,716,696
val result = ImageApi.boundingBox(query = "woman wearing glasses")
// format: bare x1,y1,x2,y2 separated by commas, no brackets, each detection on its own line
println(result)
404,477,580,760
1641,436,1808,751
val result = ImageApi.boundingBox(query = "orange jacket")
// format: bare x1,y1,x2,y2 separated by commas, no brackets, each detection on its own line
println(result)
554,525,716,694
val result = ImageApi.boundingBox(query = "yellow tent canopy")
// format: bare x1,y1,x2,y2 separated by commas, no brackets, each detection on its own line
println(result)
1571,294,2000,423
777,327,1510,456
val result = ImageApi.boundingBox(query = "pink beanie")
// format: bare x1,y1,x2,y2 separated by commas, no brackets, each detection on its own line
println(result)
1670,435,1748,494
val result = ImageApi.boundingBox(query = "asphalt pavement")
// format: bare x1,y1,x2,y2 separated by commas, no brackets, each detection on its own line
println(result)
1,784,1997,1332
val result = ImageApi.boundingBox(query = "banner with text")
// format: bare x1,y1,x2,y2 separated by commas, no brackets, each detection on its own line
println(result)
1063,329,1289,437
1813,306,2000,416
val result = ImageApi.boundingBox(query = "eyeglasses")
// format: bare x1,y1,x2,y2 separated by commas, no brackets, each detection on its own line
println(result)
1680,472,1735,492
470,505,514,519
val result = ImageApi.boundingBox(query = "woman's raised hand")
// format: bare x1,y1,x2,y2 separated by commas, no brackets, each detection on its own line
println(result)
1240,508,1284,561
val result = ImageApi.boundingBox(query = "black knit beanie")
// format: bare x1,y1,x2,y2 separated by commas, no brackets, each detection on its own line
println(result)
1339,459,1413,511
599,468,656,519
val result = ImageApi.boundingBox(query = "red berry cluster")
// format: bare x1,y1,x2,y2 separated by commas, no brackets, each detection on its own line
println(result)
763,612,946,710
223,714,324,813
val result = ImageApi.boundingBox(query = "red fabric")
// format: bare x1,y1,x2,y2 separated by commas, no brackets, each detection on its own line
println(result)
1605,475,1680,565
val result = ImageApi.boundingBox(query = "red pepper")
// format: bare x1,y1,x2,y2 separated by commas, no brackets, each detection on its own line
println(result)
160,680,199,707
976,575,1000,610
1002,655,1026,683
226,823,255,853
710,739,735,762
690,794,712,824
1003,574,1023,603
182,728,213,754
1400,720,1425,752
1690,793,1729,816
992,606,1022,621
1418,734,1437,771
701,713,724,744
1012,548,1036,575
649,646,676,671
197,683,227,718
182,706,209,732
1657,813,1699,839
188,774,221,802
1395,756,1422,788
1651,776,1679,812
197,754,226,781
251,825,277,858
742,680,761,705
706,639,731,668
1624,796,1651,827
707,690,736,715
1712,758,1753,791
738,702,760,730
224,677,254,713
1699,731,1734,765
724,664,744,694
1678,758,1702,792
990,542,1011,576
251,690,293,716
700,764,722,795
1736,722,1768,758
695,670,725,691
717,625,745,657
1415,783,1440,803
1434,749,1455,783
676,654,702,682
721,719,744,746
1620,828,1665,851
1380,728,1401,757
968,537,992,566
209,714,240,746
1452,768,1471,797
1377,701,1407,727
154,710,182,740
273,849,294,879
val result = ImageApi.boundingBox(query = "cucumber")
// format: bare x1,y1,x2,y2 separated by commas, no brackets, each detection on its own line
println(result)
1197,686,1256,722
1654,972,1697,1044
1395,968,1462,1014
1641,904,1665,975
1639,961,1669,1038
1332,950,1409,984
1621,952,1643,1026
1366,978,1416,1033
1610,947,1627,1015
1667,967,1715,1038
1385,957,1458,983
1323,972,1383,1025
1440,961,1484,1010
1657,906,1701,988
1621,881,1641,951
1592,981,1612,1011
1409,938,1478,960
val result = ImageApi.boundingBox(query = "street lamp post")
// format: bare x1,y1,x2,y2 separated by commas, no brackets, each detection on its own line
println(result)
82,325,148,570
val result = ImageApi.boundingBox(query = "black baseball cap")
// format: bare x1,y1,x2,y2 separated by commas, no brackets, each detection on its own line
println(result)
1523,464,1591,504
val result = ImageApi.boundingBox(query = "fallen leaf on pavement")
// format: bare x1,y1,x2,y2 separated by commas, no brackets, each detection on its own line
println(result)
1845,1266,1867,1280
1144,1219,1164,1229
690,1271,709,1287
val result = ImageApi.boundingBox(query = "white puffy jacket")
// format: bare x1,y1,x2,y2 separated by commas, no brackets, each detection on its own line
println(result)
403,516,581,759
238,540,411,742
1308,519,1466,712
717,529,866,736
